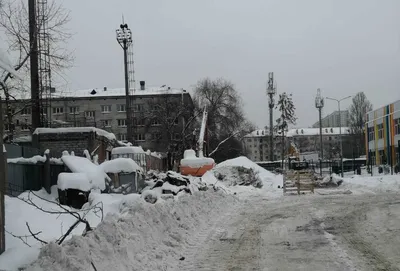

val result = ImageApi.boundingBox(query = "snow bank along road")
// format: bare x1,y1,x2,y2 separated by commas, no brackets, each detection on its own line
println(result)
179,193,400,271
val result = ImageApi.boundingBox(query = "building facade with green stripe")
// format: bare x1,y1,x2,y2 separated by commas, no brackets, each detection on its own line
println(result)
365,100,400,166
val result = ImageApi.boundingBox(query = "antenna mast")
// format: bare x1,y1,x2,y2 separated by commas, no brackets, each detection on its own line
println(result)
267,72,276,161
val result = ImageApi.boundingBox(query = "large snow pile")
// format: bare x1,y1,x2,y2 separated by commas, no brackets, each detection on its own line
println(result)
212,166,263,188
0,185,236,271
202,156,283,198
0,186,118,271
339,174,400,194
26,191,237,271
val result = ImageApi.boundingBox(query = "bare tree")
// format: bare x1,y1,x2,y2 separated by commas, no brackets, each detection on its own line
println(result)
143,94,197,166
0,0,73,140
194,78,250,162
275,92,296,168
348,92,372,156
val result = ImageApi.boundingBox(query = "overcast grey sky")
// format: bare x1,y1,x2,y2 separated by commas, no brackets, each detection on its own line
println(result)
61,0,400,128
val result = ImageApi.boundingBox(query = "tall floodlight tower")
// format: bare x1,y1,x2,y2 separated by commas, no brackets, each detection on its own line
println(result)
116,22,133,144
315,88,324,176
267,72,276,161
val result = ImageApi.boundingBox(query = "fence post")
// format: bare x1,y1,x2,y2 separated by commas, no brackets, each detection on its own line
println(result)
43,153,51,194
0,96,6,253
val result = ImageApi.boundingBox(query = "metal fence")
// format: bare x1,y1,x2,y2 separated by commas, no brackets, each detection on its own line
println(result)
6,163,65,197
4,144,41,159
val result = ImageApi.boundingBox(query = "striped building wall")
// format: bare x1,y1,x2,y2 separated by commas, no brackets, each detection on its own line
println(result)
365,100,400,166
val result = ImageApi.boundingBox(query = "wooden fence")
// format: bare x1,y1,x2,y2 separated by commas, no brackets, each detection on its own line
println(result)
283,170,315,195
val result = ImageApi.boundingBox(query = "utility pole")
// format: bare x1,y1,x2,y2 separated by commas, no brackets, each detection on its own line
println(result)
29,0,41,133
315,88,324,176
116,23,133,145
326,95,352,177
267,72,276,161
0,96,6,253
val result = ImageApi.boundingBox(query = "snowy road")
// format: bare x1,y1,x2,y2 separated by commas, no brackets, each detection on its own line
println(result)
179,193,400,271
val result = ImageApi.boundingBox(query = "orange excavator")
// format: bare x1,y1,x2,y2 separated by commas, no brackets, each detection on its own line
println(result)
180,107,215,176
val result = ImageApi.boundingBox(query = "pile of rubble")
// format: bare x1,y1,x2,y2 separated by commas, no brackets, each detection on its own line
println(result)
141,171,208,203
212,166,263,188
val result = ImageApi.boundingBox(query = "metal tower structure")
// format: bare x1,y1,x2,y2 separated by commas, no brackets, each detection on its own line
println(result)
315,88,324,175
267,72,276,161
116,22,134,144
127,43,135,92
37,0,52,127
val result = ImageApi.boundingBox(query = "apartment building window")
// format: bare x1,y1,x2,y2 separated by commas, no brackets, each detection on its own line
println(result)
151,104,159,111
368,127,375,141
135,133,145,141
117,104,126,112
69,106,79,114
21,107,31,115
118,133,127,142
4,124,10,131
151,118,161,126
377,124,384,139
117,119,126,127
85,111,95,118
101,105,112,113
103,120,111,127
133,104,144,112
52,107,64,114
395,119,400,135
133,118,145,126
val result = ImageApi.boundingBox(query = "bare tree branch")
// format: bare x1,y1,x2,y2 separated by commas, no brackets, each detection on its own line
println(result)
26,222,48,245
209,131,241,157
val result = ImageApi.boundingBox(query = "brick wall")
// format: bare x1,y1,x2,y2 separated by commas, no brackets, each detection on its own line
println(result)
32,131,116,160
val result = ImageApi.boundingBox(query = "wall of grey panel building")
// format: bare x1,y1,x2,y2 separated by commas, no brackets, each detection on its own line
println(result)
2,87,194,154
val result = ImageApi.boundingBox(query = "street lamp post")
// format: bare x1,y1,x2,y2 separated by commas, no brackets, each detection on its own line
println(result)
315,89,324,176
326,95,351,177
116,23,133,144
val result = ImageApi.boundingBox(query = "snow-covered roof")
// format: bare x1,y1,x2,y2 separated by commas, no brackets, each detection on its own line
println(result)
14,86,186,100
244,129,279,138
61,155,110,191
100,158,143,174
33,127,116,141
111,146,145,155
245,127,351,138
286,127,351,137
57,172,91,191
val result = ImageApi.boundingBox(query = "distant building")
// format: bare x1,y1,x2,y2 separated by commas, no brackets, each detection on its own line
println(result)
244,127,354,162
312,110,349,128
243,129,284,162
365,100,400,166
287,127,353,159
3,81,194,153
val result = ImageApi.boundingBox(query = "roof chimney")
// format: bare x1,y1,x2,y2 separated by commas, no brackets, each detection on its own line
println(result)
140,81,145,90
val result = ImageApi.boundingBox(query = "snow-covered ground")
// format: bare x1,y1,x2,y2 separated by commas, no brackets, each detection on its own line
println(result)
2,154,400,270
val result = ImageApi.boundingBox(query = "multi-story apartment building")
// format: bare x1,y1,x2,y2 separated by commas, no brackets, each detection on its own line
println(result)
3,81,194,153
365,100,400,166
244,127,354,162
312,110,349,128
243,129,284,162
